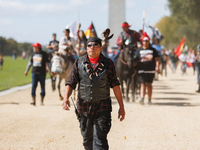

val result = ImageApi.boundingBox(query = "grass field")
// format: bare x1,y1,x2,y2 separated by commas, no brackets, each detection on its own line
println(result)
0,56,50,91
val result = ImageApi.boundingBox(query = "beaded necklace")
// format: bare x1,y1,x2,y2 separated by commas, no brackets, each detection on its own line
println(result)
85,63,104,80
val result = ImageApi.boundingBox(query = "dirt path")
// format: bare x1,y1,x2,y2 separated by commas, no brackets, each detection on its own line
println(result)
0,66,200,150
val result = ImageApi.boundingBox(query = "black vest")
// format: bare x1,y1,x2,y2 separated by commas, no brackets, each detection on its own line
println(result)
77,55,110,102
120,30,137,46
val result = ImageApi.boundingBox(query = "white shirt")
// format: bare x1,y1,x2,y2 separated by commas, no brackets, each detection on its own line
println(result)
58,36,76,55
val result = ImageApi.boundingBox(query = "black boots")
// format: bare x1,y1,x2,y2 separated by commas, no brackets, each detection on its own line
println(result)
30,96,44,106
41,96,44,106
30,96,36,106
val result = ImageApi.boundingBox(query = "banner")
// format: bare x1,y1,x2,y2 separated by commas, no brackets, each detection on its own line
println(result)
175,37,185,57
85,22,97,39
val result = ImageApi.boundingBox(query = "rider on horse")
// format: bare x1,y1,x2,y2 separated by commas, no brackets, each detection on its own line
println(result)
112,22,141,63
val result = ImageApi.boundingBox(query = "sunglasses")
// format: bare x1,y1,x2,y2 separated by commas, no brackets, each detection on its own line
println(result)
87,43,99,48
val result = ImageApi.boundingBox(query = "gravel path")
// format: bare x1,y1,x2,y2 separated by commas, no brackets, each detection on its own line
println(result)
0,66,200,150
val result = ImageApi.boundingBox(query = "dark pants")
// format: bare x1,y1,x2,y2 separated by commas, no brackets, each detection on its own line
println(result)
31,73,46,97
79,111,111,150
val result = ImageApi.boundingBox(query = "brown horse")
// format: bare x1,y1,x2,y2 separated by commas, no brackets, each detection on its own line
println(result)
115,47,135,102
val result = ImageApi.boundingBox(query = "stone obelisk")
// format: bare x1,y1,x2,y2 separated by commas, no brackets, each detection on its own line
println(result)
109,0,125,47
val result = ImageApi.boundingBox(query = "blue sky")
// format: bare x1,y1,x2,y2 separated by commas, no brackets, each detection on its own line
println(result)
0,0,170,45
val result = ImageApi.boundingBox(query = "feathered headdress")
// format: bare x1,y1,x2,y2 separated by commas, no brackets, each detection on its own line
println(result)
101,28,114,41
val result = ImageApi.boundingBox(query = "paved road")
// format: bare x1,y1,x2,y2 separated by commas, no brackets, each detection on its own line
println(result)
0,66,200,150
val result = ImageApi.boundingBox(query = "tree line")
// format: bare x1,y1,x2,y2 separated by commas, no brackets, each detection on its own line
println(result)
0,36,33,56
156,0,200,49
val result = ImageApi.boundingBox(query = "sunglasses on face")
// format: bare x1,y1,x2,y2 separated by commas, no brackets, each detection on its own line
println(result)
87,43,99,48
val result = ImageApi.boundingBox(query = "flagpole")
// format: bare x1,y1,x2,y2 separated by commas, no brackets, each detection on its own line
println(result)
143,10,145,34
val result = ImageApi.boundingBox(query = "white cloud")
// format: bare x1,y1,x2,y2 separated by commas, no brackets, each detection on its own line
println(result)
0,0,94,17
0,19,12,25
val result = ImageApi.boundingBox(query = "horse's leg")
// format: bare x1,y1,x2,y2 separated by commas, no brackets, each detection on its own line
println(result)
51,75,56,91
126,78,131,102
58,76,63,100
120,78,125,98
131,76,136,102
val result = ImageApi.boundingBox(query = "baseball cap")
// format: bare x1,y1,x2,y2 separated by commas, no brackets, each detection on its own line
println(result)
32,43,42,48
87,37,102,46
121,22,132,28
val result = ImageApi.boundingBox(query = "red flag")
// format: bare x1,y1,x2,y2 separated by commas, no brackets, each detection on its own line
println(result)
187,62,193,67
175,37,185,57
85,22,97,38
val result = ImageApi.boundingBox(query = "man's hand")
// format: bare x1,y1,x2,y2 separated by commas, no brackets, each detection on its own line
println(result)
118,107,125,121
62,99,70,111
156,66,160,72
24,71,28,76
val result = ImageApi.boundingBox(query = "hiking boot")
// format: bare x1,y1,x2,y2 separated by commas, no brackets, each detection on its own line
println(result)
30,96,36,106
139,99,144,105
148,100,152,105
41,96,44,106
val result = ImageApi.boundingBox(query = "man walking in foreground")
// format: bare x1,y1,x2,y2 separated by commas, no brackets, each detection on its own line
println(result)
62,36,125,150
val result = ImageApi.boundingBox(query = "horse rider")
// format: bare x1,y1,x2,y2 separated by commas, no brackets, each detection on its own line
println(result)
24,43,50,106
62,36,125,150
46,33,59,53
112,22,141,63
58,28,77,61
135,32,160,105
46,33,59,91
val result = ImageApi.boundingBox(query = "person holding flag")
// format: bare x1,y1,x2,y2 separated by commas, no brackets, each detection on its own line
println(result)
134,32,160,105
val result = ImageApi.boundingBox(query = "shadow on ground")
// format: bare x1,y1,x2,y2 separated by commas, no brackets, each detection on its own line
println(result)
154,92,195,95
153,97,189,101
0,102,19,105
152,102,199,107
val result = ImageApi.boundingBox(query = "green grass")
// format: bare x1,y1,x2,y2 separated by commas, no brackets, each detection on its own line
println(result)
0,56,50,91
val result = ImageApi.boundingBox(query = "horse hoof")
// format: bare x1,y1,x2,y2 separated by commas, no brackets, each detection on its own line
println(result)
60,97,63,101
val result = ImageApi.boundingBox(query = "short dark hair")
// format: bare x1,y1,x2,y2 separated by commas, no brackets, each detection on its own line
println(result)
64,29,70,33
52,33,56,36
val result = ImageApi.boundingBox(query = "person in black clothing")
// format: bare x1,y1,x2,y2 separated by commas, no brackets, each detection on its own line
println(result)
46,33,59,91
25,43,50,106
160,49,168,76
169,49,178,73
195,48,200,93
135,32,160,105
62,36,125,150
46,33,59,53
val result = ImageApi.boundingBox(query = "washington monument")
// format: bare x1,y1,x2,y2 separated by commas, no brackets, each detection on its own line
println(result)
109,0,125,47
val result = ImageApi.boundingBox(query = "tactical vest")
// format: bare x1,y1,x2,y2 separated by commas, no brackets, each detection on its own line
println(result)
77,56,110,102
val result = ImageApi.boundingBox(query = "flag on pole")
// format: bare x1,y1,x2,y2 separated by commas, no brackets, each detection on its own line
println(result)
65,21,78,40
85,22,97,38
175,37,185,57
148,25,164,42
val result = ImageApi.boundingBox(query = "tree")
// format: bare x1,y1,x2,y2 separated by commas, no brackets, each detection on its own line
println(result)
155,0,200,49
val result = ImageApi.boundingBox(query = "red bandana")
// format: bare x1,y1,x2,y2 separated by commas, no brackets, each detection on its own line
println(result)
89,56,99,64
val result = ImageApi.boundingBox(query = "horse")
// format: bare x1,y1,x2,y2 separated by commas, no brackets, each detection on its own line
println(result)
115,46,136,102
50,51,75,100
47,50,57,91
